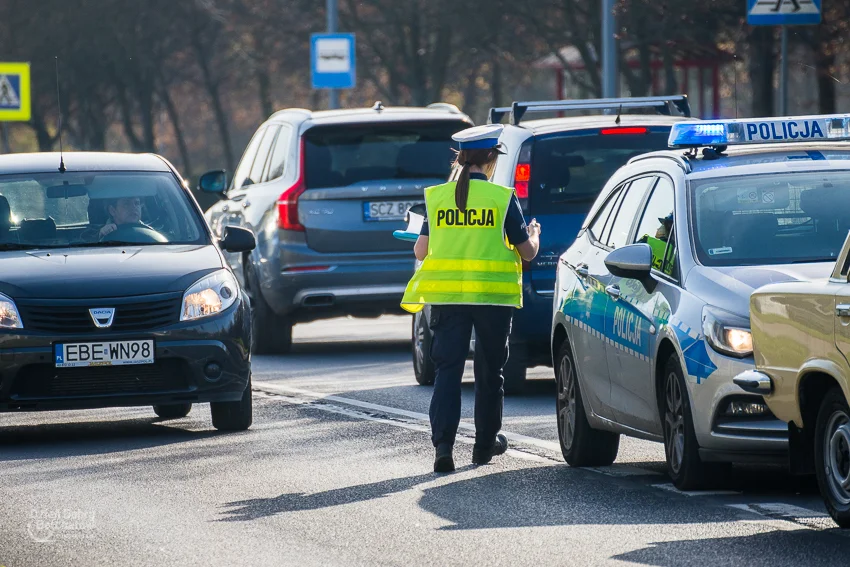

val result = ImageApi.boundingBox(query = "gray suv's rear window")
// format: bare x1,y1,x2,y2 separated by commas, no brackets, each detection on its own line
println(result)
303,121,468,189
529,131,670,215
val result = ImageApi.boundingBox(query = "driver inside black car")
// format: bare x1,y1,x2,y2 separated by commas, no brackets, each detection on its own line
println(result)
99,197,149,239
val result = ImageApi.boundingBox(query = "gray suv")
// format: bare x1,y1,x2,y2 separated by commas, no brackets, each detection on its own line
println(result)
201,102,472,353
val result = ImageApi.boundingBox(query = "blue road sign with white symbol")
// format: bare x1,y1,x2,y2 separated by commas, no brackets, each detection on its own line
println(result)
747,0,821,25
311,33,356,89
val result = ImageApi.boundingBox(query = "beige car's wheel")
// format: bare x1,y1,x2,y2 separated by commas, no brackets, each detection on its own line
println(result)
815,387,850,528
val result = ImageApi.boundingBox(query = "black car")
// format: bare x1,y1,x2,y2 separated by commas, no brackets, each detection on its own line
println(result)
0,152,256,430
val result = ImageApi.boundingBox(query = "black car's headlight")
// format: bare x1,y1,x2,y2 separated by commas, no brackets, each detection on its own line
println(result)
702,306,753,358
0,292,22,329
181,270,239,322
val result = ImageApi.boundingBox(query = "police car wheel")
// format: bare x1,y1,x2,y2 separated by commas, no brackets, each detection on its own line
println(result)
814,387,850,528
247,269,292,355
662,356,710,490
412,309,436,386
152,403,192,420
555,340,619,466
211,376,253,431
503,344,528,395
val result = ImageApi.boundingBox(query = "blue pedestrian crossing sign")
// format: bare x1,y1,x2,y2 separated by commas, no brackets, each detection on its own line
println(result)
311,33,356,90
748,0,821,25
0,62,31,122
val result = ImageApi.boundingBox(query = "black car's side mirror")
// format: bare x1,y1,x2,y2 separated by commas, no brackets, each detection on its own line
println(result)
220,225,256,253
198,170,228,196
605,243,656,291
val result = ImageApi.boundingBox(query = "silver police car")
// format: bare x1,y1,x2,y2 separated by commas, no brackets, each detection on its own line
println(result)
552,114,850,488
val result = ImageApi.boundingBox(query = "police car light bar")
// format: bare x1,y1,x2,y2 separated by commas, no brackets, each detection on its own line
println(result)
668,114,850,149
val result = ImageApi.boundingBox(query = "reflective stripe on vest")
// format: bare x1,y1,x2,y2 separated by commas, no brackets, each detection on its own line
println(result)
400,179,522,313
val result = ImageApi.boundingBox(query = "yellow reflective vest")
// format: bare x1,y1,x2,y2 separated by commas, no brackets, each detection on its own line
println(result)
400,179,522,314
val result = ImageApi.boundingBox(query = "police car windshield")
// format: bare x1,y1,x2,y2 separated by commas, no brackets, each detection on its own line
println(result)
691,171,850,266
0,171,207,249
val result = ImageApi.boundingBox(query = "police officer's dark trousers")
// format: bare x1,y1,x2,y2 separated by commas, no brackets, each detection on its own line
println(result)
428,304,513,449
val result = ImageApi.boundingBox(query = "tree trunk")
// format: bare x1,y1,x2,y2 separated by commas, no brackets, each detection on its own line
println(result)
257,63,274,119
159,83,192,179
749,26,775,118
663,50,677,95
193,35,234,172
816,49,836,114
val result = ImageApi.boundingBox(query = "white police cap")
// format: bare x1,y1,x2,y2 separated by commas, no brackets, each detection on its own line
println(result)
452,124,506,153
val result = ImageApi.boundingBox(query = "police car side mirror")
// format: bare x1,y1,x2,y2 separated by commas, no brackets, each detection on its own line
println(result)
605,243,655,290
220,225,256,253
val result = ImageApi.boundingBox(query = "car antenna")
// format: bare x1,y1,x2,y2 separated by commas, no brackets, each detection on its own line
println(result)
54,56,66,173
733,54,739,119
615,104,622,126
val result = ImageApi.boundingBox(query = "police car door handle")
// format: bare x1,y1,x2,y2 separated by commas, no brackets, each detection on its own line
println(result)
605,284,621,299
575,264,589,278
837,304,850,317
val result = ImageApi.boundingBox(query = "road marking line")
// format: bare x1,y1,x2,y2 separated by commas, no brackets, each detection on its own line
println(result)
256,390,550,463
652,483,741,496
254,381,565,454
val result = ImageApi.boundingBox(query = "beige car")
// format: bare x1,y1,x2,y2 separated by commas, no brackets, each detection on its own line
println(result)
736,231,850,527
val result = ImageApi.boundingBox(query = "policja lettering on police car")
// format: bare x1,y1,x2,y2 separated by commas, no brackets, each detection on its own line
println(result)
400,123,541,474
434,208,496,227
743,119,825,142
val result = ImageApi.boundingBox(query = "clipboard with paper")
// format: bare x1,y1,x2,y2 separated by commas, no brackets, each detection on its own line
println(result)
392,203,426,242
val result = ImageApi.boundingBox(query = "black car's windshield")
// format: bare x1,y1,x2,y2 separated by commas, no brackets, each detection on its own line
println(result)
691,171,850,266
0,171,207,249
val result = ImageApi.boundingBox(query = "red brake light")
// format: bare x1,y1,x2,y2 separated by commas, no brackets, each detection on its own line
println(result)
278,139,306,231
514,162,530,199
599,127,648,135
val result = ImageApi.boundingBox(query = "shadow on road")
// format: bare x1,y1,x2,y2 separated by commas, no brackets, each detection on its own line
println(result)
218,467,470,522
0,416,219,461
612,528,850,566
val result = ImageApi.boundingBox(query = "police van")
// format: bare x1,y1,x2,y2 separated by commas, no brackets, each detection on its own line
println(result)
412,96,693,393
552,113,850,488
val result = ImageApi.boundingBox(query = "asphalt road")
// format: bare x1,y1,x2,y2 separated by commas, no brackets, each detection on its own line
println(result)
3,315,850,566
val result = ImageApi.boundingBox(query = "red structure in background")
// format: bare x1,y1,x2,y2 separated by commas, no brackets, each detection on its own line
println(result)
535,44,730,119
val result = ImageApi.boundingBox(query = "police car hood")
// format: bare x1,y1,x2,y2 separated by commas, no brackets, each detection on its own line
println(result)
0,245,224,299
686,263,833,319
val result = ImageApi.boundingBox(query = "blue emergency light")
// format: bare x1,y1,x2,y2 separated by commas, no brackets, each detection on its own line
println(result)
668,114,850,148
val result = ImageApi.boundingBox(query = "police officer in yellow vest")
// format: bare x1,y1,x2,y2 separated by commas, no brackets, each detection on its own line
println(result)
401,124,541,473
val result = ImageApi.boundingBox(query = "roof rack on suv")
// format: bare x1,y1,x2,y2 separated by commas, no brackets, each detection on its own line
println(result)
487,95,691,126
426,102,463,114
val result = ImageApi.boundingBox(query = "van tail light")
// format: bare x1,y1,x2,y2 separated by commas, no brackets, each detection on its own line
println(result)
514,162,530,199
277,139,306,231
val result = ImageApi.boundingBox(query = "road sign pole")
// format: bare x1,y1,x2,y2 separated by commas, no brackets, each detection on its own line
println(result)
779,25,789,116
601,0,617,98
326,0,339,110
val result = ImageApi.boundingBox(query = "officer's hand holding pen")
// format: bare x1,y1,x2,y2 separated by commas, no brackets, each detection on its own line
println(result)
527,218,541,238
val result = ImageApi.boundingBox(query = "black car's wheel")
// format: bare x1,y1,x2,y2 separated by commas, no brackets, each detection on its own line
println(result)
211,377,253,431
247,269,292,355
153,403,192,420
503,343,527,395
661,355,720,490
814,387,850,528
412,309,435,386
555,340,619,466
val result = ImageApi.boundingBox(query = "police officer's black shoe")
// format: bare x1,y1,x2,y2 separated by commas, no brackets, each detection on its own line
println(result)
434,444,455,473
472,433,508,465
